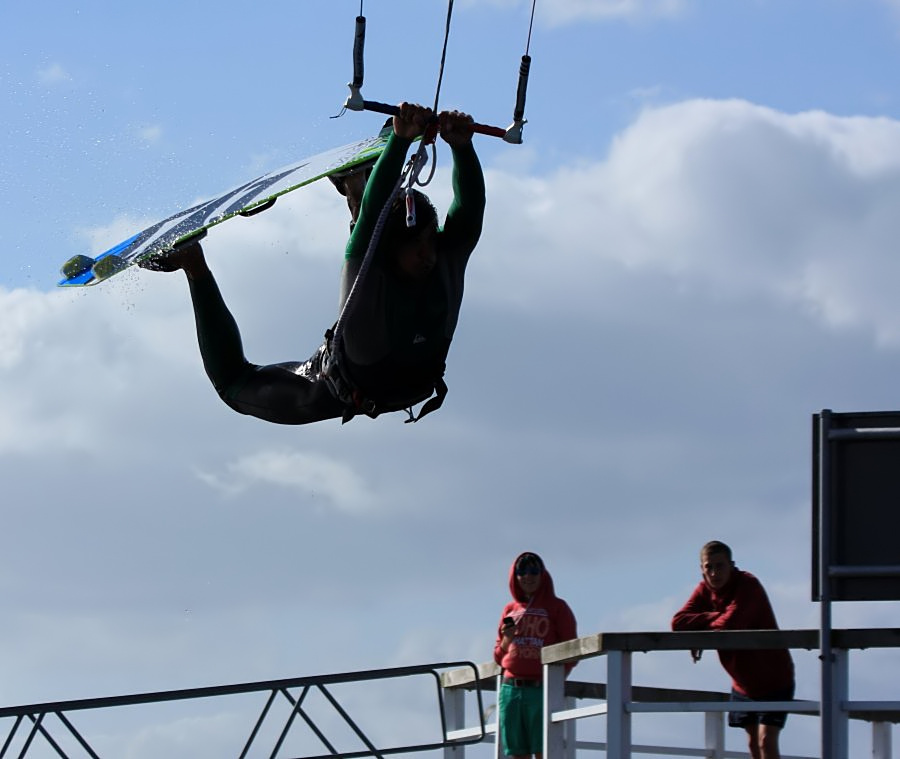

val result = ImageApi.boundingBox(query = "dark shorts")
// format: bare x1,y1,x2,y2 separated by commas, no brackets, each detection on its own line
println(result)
728,685,795,729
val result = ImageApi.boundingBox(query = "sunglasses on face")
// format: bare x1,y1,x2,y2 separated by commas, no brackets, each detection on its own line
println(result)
516,566,541,576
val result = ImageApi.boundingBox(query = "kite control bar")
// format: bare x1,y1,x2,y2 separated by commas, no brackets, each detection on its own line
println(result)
346,97,509,141
340,6,529,144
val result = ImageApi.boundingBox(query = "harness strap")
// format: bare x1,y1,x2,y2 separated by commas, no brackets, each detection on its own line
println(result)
405,376,447,423
320,327,447,424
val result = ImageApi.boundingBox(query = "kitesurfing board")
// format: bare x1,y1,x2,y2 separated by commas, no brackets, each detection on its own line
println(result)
58,126,391,287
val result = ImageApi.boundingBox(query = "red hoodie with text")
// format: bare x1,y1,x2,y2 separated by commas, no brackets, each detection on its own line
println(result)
493,552,578,680
671,567,794,697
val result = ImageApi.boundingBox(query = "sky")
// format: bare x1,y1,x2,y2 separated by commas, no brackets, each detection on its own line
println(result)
3,0,900,756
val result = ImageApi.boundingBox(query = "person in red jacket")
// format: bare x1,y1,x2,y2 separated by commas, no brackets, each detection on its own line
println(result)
672,541,795,759
494,552,577,759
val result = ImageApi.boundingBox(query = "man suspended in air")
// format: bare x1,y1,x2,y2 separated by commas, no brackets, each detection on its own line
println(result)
141,103,485,425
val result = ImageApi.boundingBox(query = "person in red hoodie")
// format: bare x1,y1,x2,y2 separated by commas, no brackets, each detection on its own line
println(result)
671,541,795,759
493,552,577,759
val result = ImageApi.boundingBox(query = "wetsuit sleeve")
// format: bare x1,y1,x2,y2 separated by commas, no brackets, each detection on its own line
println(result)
344,132,414,262
440,141,485,256
671,584,720,630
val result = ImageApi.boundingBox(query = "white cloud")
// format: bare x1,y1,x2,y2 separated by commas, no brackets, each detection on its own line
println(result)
138,124,163,144
542,0,688,24
36,62,72,85
194,448,380,514
77,214,154,256
461,0,689,23
475,99,900,346
0,280,204,456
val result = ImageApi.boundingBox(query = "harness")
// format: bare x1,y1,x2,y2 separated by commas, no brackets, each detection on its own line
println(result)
319,326,448,425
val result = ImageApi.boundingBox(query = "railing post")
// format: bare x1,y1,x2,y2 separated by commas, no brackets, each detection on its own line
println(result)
606,650,632,759
704,710,724,759
495,674,503,759
443,686,465,759
872,721,892,759
543,662,567,759
818,409,836,759
564,694,576,759
833,647,849,759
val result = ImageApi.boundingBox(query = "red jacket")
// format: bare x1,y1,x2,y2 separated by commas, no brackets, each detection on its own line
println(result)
671,568,794,697
494,552,578,680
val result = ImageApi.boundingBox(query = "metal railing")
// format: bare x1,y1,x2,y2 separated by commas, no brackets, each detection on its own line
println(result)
439,628,900,759
0,661,485,759
5,629,898,758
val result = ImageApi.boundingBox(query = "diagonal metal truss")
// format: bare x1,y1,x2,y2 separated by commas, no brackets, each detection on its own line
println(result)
0,661,485,759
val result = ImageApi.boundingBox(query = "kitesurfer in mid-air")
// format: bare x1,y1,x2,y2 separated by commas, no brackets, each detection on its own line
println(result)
141,102,485,424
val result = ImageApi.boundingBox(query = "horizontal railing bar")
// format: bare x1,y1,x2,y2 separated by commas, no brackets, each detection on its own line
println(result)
625,699,820,715
0,661,476,720
829,565,900,578
845,701,900,711
446,726,492,740
550,704,608,722
541,628,900,666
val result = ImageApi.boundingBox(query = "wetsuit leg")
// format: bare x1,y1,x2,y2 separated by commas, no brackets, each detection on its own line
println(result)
225,362,344,425
186,273,344,425
186,272,247,393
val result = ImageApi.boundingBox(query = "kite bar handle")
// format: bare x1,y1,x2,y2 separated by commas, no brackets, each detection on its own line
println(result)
513,55,531,123
358,100,509,140
342,15,367,112
503,54,531,145
351,16,366,90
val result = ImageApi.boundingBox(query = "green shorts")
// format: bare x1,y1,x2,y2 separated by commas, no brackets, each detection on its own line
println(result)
498,680,543,756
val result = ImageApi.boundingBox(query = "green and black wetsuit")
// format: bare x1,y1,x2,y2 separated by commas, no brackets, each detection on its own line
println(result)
183,132,485,425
